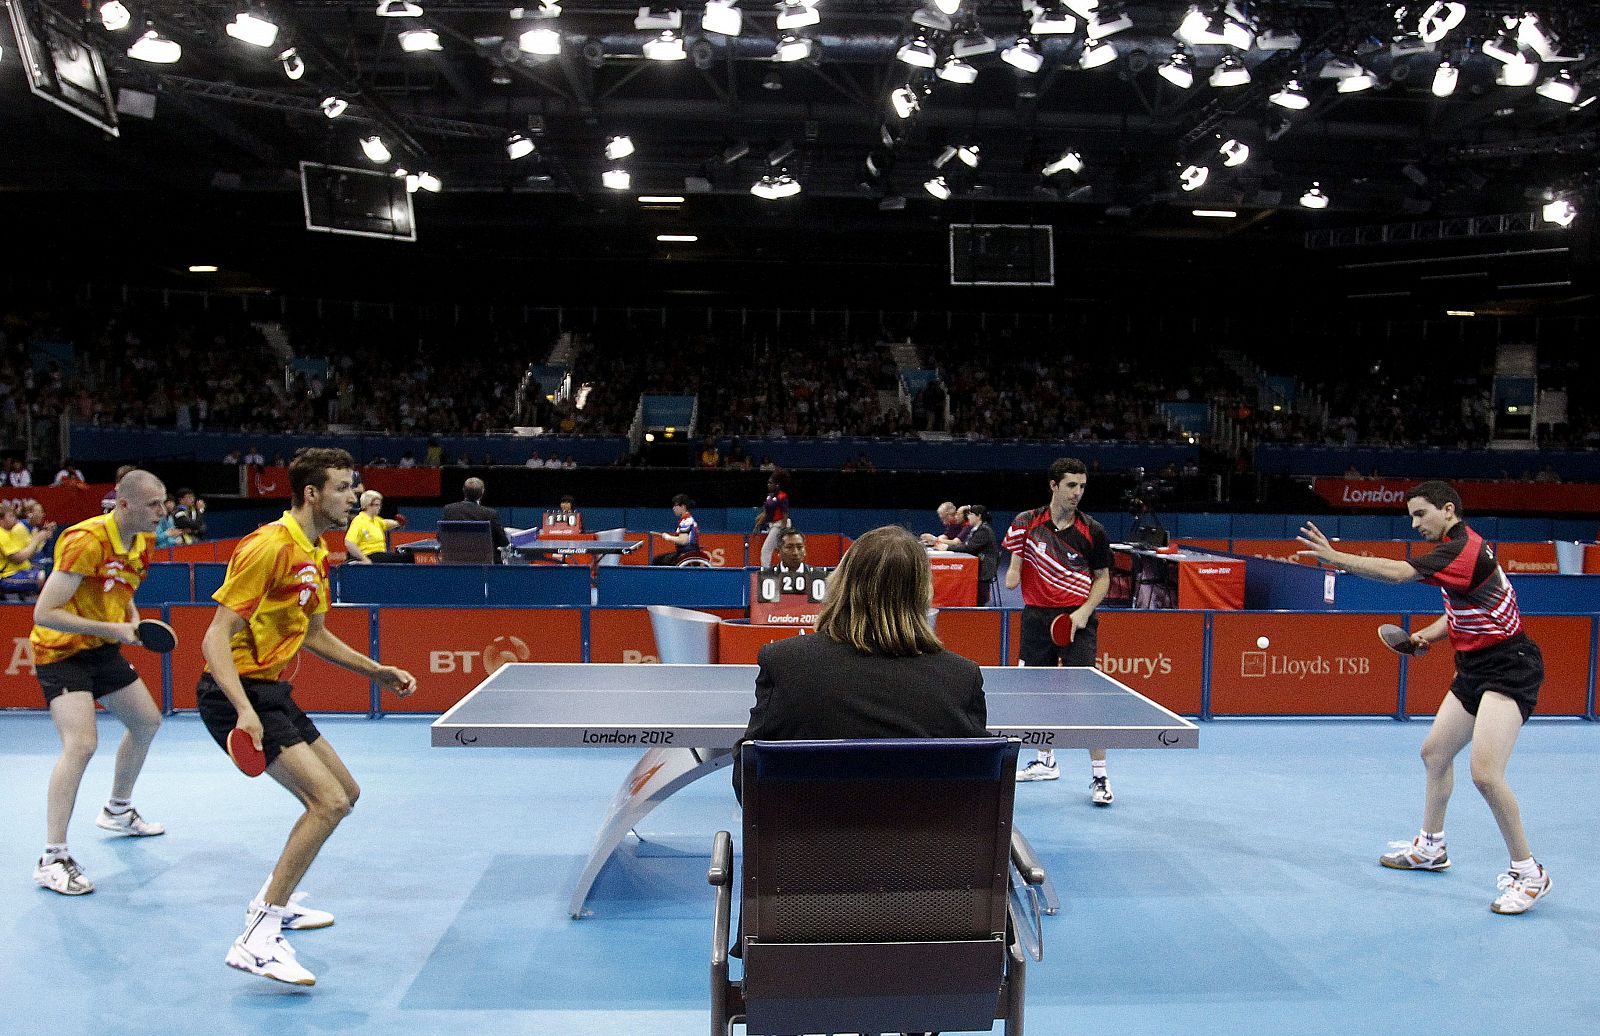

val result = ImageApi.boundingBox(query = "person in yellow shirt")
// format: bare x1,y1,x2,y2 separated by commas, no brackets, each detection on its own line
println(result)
29,470,169,896
199,447,417,987
342,490,409,564
0,503,54,597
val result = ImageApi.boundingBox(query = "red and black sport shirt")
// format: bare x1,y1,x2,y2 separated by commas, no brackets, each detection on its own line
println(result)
1407,522,1523,652
1002,506,1111,609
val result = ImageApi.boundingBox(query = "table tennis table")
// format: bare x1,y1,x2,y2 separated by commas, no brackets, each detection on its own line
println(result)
433,662,1198,918
402,532,642,572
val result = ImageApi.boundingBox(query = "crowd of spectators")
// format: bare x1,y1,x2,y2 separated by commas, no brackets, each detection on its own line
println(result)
5,294,1598,474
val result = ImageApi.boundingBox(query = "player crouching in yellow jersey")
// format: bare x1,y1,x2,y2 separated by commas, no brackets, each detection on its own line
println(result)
30,470,169,896
199,448,417,986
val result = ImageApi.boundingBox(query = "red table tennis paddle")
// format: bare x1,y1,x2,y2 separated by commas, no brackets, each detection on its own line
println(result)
1050,613,1076,647
226,728,267,778
135,619,177,653
1377,623,1424,656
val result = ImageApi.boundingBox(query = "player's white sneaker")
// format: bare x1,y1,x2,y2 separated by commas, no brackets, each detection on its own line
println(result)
1491,869,1552,915
1091,775,1114,806
95,807,165,837
248,891,334,930
1380,838,1450,871
33,855,94,896
226,932,316,986
1016,759,1059,782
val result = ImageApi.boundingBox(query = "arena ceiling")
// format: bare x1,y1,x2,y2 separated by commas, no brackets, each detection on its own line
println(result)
3,1,1599,308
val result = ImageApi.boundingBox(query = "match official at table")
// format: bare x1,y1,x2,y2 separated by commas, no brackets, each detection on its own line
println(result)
734,525,988,800
442,477,509,563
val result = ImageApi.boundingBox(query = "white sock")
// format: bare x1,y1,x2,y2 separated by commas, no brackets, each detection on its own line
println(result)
1036,750,1055,766
1420,830,1445,849
106,798,132,814
1091,760,1108,780
1510,856,1541,879
241,904,284,946
43,844,70,863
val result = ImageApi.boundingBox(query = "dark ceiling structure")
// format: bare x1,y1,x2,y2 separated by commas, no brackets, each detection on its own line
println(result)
3,1,1599,309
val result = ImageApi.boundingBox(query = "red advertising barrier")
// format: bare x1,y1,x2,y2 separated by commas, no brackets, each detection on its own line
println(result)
166,603,372,711
718,622,805,664
1229,539,1304,565
1403,614,1592,717
1209,612,1403,715
1001,610,1206,716
936,609,1004,667
1175,538,1230,553
2,483,113,528
0,603,164,710
1313,477,1600,514
794,534,846,567
1587,545,1600,574
378,607,582,712
244,466,441,500
1176,557,1246,610
590,609,661,664
1492,542,1559,574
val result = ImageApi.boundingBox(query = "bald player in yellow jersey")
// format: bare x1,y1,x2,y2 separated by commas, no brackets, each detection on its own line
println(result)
30,470,169,896
198,448,417,987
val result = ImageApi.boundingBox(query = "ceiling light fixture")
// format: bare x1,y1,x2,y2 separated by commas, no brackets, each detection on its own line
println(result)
603,168,631,190
953,31,995,58
643,31,687,61
1029,3,1077,36
924,175,951,200
702,0,742,36
897,36,937,68
1270,77,1309,109
890,86,920,118
321,96,348,118
1537,70,1580,104
1218,138,1249,166
188,265,219,273
506,133,535,159
1300,182,1330,209
399,28,442,52
127,29,182,64
361,136,392,162
376,1,423,16
1541,196,1577,227
414,171,442,193
1209,52,1249,88
1002,37,1043,74
1496,58,1538,87
1041,149,1083,176
656,234,698,242
1089,8,1133,40
1179,164,1209,191
1482,21,1522,65
750,172,801,199
1158,48,1194,89
775,35,812,62
1432,59,1458,96
520,26,561,54
226,12,280,48
639,195,685,203
605,135,635,160
98,2,132,32
1335,67,1377,93
279,48,305,80
775,0,819,31
937,56,977,84
1417,2,1466,45
1080,38,1117,70
934,0,963,14
1192,209,1237,218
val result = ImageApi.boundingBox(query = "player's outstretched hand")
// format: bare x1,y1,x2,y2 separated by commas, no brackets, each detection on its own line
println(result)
376,665,417,698
1295,521,1335,562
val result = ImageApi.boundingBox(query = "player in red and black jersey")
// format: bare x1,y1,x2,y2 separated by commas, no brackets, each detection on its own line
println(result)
1003,457,1116,805
1297,481,1551,915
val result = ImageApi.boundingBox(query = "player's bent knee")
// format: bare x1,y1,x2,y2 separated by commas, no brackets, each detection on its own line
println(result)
61,734,98,763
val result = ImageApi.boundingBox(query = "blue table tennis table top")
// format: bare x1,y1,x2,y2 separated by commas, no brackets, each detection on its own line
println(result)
432,663,1198,751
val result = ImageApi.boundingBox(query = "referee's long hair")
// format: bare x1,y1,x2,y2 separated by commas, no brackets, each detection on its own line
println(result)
815,525,942,657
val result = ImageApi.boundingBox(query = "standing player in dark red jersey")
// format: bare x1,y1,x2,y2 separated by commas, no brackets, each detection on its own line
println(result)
1003,457,1116,805
1297,480,1551,915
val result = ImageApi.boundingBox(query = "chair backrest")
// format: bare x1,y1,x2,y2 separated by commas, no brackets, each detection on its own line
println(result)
737,737,1020,1035
438,520,495,565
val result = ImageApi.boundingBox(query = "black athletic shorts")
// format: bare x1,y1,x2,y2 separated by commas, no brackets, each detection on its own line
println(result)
1019,607,1098,667
37,643,141,704
196,673,321,766
1450,632,1542,724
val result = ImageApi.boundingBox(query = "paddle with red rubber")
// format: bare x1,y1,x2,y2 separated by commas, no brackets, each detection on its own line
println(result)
226,727,267,778
1050,613,1077,647
1378,623,1429,657
134,619,177,654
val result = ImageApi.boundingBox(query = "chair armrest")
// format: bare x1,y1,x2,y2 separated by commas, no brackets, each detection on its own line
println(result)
1010,829,1047,886
710,831,734,968
708,830,733,886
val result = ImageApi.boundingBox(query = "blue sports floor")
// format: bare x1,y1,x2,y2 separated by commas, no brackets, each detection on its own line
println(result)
2,712,1595,1036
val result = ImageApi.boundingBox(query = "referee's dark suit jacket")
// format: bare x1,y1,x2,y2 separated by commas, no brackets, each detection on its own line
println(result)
440,499,510,562
732,632,989,800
